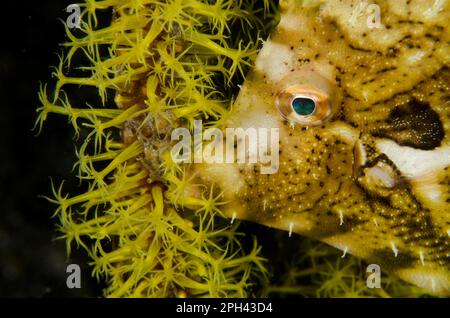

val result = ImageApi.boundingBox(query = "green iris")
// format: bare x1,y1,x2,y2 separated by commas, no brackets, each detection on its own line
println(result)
292,97,316,116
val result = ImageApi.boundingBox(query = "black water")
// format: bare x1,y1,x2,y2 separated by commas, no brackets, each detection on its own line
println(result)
0,0,100,297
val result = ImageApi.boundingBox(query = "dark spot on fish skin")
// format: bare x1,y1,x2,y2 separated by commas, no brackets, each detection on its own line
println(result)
373,99,445,150
348,44,372,53
376,67,397,74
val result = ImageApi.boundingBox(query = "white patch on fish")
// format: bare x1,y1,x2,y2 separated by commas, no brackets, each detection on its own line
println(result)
255,41,295,82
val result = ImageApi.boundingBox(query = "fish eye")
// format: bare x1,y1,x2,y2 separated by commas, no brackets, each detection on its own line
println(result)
276,85,332,126
275,69,337,126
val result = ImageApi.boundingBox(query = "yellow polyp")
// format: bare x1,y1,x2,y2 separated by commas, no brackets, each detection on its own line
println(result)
151,186,164,216
33,0,282,297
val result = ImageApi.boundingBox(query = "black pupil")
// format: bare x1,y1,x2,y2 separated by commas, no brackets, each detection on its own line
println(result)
292,97,316,116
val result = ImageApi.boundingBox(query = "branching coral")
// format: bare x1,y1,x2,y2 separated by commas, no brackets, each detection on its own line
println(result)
36,0,274,298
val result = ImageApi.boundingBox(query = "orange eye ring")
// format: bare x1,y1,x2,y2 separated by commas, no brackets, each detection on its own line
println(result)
275,69,336,126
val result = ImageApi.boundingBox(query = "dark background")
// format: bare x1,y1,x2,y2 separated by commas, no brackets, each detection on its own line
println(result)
0,0,100,297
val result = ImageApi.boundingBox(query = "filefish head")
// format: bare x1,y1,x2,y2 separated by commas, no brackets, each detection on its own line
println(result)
189,0,450,294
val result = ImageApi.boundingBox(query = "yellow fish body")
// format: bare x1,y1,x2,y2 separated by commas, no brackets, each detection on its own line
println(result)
187,0,450,294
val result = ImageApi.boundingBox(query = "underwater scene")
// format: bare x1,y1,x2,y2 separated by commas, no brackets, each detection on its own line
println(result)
1,0,449,300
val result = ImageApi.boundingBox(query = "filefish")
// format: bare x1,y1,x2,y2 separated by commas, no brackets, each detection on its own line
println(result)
188,0,450,294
